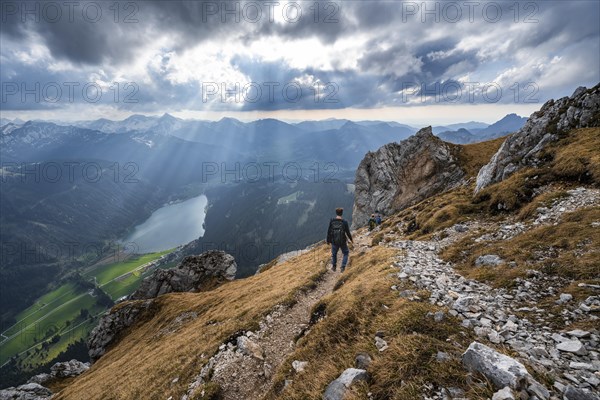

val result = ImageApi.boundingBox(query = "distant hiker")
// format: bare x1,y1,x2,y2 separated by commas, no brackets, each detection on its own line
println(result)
375,213,382,225
368,214,377,231
327,207,353,272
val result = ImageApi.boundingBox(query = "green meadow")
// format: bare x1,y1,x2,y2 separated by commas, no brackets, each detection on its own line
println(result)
0,249,172,369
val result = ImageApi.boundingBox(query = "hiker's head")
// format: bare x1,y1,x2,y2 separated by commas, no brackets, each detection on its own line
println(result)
371,214,375,217
335,208,343,216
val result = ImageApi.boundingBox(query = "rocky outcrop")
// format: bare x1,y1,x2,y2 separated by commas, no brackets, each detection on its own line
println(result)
130,250,236,300
88,299,156,362
0,383,52,400
0,360,90,399
352,126,465,228
476,84,600,192
28,359,90,385
88,251,236,362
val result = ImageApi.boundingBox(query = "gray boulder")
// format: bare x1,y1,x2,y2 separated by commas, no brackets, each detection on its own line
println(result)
237,335,264,360
476,84,600,192
563,385,599,400
355,353,372,369
462,342,529,390
26,359,90,386
475,255,504,267
130,251,237,300
556,340,588,355
492,387,515,400
352,126,465,228
24,374,51,386
323,368,368,400
49,359,90,378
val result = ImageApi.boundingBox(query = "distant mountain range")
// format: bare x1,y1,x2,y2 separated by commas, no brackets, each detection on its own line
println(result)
1,112,528,150
434,114,528,144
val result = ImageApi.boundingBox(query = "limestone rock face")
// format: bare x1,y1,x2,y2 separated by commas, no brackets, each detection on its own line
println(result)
88,299,156,362
475,84,600,192
130,250,237,300
352,126,465,228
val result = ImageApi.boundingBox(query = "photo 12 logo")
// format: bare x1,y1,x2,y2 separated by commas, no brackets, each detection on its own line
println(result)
198,1,340,23
401,81,540,104
201,81,339,104
0,1,140,23
1,81,139,104
0,161,140,184
400,1,539,23
0,240,139,266
200,161,340,183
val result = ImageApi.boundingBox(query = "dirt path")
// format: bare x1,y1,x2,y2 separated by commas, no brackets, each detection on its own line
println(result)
183,239,367,400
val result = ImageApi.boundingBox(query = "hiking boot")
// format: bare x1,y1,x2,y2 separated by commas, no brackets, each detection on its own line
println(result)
332,265,337,272
341,266,346,273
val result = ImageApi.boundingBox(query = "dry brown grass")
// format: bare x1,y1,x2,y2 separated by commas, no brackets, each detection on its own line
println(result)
552,127,600,183
517,189,570,220
54,245,333,400
442,207,600,289
453,136,508,177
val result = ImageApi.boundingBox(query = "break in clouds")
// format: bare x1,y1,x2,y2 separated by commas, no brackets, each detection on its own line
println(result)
1,0,599,115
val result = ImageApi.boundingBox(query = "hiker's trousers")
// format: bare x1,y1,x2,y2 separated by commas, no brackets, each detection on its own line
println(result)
331,243,349,269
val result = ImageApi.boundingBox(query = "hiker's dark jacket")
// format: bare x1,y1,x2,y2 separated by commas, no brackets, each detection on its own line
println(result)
326,218,353,245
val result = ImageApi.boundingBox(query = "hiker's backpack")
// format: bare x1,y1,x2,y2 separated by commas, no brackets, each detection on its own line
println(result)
331,219,345,246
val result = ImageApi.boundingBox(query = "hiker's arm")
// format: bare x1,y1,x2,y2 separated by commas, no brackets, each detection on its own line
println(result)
326,221,332,244
345,221,353,242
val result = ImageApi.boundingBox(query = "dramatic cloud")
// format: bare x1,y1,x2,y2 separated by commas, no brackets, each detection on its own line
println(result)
1,0,598,120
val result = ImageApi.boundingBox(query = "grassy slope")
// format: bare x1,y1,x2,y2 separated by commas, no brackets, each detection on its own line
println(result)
3,283,79,337
54,245,334,400
55,244,490,400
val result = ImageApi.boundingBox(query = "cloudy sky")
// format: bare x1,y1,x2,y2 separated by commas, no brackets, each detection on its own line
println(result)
1,0,599,124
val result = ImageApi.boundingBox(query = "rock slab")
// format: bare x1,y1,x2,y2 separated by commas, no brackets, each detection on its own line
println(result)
323,368,368,400
462,341,530,390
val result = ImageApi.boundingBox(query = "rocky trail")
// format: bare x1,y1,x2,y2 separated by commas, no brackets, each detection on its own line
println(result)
384,187,600,399
183,238,372,400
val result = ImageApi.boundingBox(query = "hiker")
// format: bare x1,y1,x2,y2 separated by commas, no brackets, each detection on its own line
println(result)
368,214,377,231
375,213,382,225
326,207,353,272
